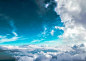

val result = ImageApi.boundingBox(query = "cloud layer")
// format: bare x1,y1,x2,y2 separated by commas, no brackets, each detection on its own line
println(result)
0,43,86,61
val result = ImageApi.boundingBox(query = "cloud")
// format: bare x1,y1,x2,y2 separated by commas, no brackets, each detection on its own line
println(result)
45,3,49,8
0,20,23,43
0,35,6,39
54,0,86,43
31,39,45,43
45,41,55,43
15,56,34,61
12,31,18,37
0,29,20,43
0,36,20,43
0,43,86,61
37,26,48,39
55,26,64,30
50,30,54,36
35,0,57,18
9,20,16,32
42,27,48,36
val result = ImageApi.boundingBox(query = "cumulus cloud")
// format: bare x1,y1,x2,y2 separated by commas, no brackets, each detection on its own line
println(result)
54,0,86,43
0,44,86,61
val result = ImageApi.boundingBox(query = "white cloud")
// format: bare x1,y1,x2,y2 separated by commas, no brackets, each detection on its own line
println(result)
50,30,54,36
0,43,86,61
31,40,41,43
0,28,20,43
12,31,18,36
45,3,49,8
45,41,55,43
0,36,20,43
0,20,26,43
42,28,47,35
55,26,64,30
15,56,34,61
55,0,86,43
31,39,45,43
0,35,6,39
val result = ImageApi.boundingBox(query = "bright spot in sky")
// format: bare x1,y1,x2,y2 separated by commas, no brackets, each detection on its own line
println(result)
55,26,58,29
12,37,17,40
50,30,54,36
45,3,49,8
12,32,18,36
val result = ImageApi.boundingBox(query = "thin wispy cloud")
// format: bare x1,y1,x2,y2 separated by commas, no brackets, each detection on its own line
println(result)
31,39,45,43
9,20,16,32
0,20,24,43
12,31,18,37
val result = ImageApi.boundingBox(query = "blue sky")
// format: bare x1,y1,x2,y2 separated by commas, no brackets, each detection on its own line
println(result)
0,0,64,45
0,0,86,46
0,0,86,61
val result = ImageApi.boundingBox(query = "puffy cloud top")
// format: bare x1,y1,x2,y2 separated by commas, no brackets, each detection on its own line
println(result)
0,44,86,61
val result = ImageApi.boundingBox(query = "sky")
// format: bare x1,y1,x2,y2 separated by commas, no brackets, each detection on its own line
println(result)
0,43,86,61
0,0,86,46
0,0,64,45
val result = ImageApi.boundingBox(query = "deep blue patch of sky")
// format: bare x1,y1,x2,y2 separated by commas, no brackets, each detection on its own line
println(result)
0,0,64,45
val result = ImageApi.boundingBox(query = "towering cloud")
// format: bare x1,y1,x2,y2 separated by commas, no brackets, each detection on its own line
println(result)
55,0,86,43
